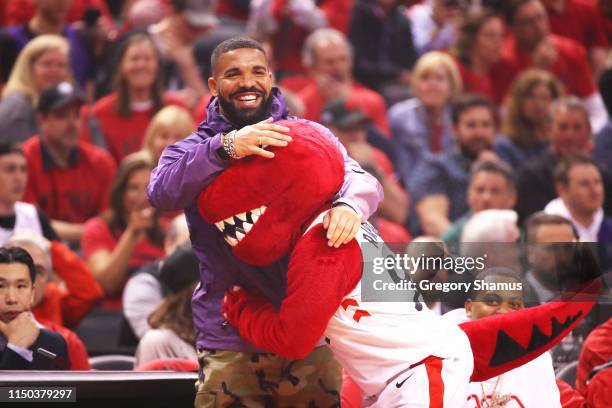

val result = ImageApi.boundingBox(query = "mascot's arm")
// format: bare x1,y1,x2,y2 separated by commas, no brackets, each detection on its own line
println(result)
224,225,362,359
460,278,600,382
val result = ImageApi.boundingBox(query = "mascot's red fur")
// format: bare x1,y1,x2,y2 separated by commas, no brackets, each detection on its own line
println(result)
198,119,598,403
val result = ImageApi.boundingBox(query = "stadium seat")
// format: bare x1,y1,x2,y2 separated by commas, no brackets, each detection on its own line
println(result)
89,355,136,371
556,360,579,387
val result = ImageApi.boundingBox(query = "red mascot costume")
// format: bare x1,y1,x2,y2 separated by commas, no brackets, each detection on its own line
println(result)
198,119,598,407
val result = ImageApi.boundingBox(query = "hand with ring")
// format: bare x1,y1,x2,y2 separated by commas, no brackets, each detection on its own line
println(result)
233,118,292,159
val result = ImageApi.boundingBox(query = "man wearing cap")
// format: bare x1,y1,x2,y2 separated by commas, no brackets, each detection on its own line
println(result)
22,82,116,245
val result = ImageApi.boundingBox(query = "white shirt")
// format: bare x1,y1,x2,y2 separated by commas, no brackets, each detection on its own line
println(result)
444,308,561,408
544,197,603,242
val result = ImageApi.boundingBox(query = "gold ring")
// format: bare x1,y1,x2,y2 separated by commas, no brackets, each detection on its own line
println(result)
258,136,263,147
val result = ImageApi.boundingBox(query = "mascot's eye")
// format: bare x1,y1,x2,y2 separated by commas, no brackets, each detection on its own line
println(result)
214,206,267,247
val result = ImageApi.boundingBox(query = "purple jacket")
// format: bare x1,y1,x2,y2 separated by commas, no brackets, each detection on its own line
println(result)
148,88,383,352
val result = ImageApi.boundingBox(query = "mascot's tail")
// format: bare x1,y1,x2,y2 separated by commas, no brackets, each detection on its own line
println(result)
460,278,600,382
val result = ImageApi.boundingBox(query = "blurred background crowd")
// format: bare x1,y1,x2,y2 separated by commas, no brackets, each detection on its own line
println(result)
0,0,611,406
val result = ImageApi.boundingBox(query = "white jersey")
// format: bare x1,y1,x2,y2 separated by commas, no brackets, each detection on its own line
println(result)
466,352,560,408
444,309,561,408
0,202,43,245
306,214,472,397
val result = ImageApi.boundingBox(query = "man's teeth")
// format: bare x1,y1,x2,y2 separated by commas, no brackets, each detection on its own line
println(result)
216,206,267,246
237,95,257,101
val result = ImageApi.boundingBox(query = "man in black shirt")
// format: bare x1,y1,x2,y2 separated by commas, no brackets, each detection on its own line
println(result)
0,246,69,370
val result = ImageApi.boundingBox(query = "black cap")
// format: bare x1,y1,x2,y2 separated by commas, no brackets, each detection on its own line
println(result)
159,243,199,293
38,82,85,114
320,99,369,130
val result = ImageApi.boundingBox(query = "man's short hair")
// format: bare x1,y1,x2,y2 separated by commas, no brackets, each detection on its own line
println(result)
302,28,352,68
0,143,24,158
451,93,495,124
524,211,577,243
467,266,523,299
554,153,599,186
0,246,36,284
6,230,52,272
550,96,591,130
470,160,516,191
210,37,267,75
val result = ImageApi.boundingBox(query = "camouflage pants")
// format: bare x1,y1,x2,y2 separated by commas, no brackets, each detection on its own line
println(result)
194,346,342,408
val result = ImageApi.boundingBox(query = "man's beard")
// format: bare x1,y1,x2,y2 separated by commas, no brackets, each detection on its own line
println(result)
459,139,492,161
218,88,273,128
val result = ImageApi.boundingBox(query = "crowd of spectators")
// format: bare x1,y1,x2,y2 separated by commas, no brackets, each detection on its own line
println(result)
0,0,610,406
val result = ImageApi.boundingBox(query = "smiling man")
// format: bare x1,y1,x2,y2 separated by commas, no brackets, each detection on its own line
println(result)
148,37,383,407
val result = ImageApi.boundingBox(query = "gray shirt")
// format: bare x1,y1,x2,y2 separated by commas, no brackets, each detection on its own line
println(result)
0,92,38,143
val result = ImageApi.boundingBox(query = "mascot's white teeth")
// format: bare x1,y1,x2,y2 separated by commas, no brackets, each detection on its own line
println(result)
216,206,267,246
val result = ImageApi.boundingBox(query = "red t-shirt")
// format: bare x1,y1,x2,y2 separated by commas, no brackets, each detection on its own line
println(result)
82,217,164,270
545,0,609,50
491,34,596,103
583,0,612,43
453,57,496,103
22,137,116,223
556,379,586,408
81,217,164,308
87,92,184,162
215,1,249,21
278,75,315,94
270,0,354,74
576,318,612,396
297,82,391,136
32,241,104,328
5,0,114,28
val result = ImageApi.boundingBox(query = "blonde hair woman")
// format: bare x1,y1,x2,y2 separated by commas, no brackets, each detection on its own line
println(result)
495,69,564,168
389,51,463,179
0,35,71,143
142,105,194,164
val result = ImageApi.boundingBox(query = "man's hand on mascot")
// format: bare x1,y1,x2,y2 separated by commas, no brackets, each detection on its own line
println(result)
234,118,292,159
222,285,269,325
323,204,361,248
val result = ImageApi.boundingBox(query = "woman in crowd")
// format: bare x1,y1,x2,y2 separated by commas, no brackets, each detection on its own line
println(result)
452,10,504,102
135,244,198,367
87,33,183,162
141,105,194,165
495,69,564,169
388,51,462,182
0,35,71,143
81,151,164,308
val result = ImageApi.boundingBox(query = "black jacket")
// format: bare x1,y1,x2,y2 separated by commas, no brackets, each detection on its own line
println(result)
349,0,417,90
0,328,69,370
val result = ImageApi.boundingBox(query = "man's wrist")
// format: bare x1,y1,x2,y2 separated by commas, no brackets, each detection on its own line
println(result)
221,130,240,159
